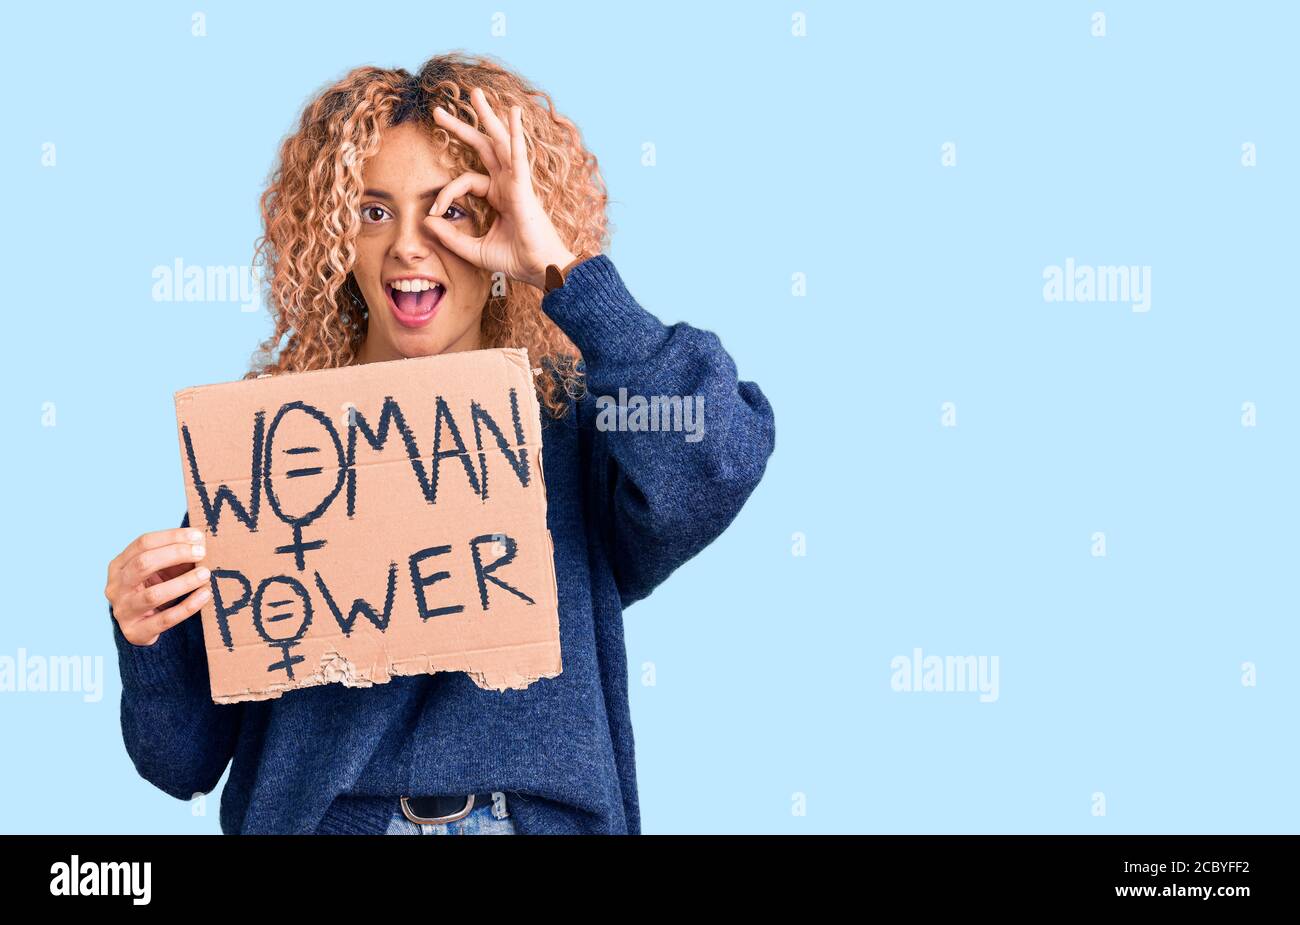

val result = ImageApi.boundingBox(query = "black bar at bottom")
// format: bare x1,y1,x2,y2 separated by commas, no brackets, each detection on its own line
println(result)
1,834,1286,907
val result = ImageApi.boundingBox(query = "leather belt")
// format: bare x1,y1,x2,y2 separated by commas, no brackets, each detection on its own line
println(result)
400,792,502,825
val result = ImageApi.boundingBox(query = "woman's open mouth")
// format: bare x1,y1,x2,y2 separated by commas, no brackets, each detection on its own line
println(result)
385,278,445,329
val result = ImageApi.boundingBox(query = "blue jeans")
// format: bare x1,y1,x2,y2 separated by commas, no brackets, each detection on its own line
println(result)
385,792,516,835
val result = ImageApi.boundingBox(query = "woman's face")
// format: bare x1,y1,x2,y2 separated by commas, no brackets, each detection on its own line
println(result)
351,121,490,364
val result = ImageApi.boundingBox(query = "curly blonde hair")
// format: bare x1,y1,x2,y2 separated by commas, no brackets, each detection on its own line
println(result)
246,51,609,417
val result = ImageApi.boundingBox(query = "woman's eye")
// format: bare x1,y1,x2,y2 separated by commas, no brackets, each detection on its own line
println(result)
441,203,468,221
360,204,391,224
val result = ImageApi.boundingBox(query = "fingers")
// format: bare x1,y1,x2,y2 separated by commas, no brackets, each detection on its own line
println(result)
470,87,512,165
429,171,490,221
114,540,207,605
125,562,211,623
108,527,204,582
509,105,531,179
425,214,484,268
433,87,518,179
433,100,500,174
127,584,211,646
106,526,211,645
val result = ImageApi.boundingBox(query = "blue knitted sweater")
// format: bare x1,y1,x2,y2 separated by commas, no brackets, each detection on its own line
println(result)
110,254,775,834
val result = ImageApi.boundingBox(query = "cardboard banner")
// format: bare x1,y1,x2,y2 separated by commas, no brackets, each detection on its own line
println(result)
173,348,562,704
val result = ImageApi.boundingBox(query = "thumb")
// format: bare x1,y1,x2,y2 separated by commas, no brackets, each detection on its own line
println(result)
425,215,484,268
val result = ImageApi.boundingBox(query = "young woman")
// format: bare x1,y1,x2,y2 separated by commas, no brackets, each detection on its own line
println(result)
103,52,775,835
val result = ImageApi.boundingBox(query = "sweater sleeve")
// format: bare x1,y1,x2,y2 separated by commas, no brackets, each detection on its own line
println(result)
111,510,240,799
541,254,776,607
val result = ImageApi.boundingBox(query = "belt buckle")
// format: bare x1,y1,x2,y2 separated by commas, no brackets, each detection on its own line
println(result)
400,794,475,825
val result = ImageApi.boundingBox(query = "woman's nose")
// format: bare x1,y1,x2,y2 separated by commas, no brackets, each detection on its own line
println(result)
390,216,432,263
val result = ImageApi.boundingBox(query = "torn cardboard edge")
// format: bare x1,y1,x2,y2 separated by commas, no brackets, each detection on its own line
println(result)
210,639,565,704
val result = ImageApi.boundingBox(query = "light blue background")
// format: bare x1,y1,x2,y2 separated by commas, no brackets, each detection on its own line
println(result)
1,1,1295,834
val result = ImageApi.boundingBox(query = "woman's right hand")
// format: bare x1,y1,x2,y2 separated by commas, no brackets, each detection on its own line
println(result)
106,528,211,647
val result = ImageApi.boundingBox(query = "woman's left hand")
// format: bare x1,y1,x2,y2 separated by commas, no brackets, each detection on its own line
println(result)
427,87,576,291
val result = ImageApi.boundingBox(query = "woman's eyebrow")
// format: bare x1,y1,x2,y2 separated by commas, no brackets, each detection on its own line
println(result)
362,187,445,200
